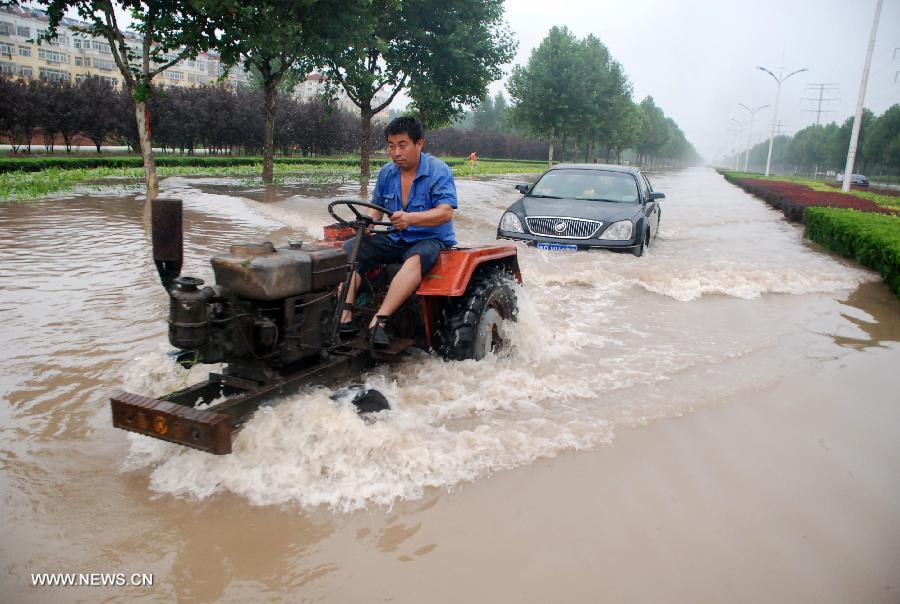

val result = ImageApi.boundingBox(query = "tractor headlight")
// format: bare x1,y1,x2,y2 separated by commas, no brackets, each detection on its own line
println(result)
599,220,634,241
500,212,525,233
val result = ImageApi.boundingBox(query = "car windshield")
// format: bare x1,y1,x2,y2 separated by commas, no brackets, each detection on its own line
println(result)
529,169,639,203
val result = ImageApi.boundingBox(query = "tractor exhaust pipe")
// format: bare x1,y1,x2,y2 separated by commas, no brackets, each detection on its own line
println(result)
152,197,183,290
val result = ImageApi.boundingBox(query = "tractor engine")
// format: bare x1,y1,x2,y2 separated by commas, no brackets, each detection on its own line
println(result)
167,241,347,380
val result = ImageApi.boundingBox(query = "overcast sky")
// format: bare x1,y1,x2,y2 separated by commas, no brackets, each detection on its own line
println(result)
494,0,900,160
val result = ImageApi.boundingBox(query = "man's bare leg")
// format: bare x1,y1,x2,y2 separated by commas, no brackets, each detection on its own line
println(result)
370,255,422,327
338,271,361,324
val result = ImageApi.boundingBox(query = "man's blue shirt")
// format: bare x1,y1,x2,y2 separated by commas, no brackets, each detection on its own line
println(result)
371,152,457,246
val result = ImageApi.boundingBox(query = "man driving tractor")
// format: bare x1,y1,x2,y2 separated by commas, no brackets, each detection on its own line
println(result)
339,116,458,348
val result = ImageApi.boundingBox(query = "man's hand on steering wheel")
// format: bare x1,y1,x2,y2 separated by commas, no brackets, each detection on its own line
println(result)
388,210,413,230
327,199,395,234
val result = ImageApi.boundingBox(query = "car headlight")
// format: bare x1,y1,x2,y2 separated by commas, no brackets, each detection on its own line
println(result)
599,220,633,241
499,212,525,233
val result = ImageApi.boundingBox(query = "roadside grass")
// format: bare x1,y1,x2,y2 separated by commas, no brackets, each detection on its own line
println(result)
724,171,900,211
805,208,900,296
0,157,546,201
452,161,545,177
0,164,359,201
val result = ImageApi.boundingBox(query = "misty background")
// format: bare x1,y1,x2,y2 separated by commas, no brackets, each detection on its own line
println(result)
495,0,900,161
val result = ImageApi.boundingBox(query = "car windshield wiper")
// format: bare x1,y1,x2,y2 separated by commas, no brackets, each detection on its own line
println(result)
528,194,562,199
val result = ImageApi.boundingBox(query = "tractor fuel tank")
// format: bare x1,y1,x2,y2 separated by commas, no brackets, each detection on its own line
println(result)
211,242,347,301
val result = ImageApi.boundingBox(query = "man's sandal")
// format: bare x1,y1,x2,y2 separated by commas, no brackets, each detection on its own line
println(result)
369,315,391,349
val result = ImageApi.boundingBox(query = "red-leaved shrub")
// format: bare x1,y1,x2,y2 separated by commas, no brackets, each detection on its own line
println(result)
725,176,898,222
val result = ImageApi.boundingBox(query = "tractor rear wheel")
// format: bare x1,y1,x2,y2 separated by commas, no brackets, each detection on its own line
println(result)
437,269,518,361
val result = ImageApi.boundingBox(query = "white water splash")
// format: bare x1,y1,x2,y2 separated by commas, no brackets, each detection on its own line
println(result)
122,170,878,512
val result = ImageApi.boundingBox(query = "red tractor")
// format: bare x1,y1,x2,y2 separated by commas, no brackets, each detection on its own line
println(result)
110,198,521,454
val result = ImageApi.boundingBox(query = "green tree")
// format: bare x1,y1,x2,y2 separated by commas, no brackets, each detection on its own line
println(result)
787,124,827,176
572,36,634,164
821,122,844,172
835,108,875,173
604,100,641,163
317,0,515,195
635,96,669,167
37,0,221,198
472,94,496,131
863,104,900,176
214,0,359,182
507,26,583,166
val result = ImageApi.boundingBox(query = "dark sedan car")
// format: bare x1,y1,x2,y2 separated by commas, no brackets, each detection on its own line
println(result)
497,163,664,256
836,173,869,186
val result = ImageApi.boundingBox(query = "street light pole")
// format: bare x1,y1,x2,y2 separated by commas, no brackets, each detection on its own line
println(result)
757,65,809,176
738,103,770,172
842,0,883,192
726,124,743,170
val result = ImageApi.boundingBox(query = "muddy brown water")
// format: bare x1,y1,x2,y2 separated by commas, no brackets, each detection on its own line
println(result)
1,168,899,602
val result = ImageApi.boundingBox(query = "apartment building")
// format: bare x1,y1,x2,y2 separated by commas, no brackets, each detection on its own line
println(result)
295,72,391,118
2,6,394,118
0,6,248,89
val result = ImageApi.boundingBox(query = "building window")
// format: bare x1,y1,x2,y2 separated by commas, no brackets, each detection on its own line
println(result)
94,58,115,71
38,30,61,47
0,42,13,56
0,61,14,75
39,48,68,63
18,45,31,57
17,26,30,38
0,22,11,36
91,40,111,54
17,65,33,77
100,75,117,86
75,56,83,66
39,67,70,81
166,70,183,80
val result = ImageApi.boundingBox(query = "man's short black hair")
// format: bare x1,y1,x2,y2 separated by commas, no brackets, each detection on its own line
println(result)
385,116,424,142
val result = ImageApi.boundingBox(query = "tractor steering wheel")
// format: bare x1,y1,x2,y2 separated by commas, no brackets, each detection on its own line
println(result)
328,199,394,232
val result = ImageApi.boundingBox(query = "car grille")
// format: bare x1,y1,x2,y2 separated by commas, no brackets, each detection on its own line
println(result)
525,216,602,239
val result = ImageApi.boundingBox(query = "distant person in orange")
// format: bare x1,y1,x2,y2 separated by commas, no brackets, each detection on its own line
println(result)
469,151,478,168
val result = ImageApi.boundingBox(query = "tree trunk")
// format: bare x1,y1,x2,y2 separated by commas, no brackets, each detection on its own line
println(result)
547,127,555,167
359,108,373,198
133,99,159,200
262,77,278,183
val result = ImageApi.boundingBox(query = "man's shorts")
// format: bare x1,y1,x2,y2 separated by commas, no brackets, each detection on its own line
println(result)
343,233,446,276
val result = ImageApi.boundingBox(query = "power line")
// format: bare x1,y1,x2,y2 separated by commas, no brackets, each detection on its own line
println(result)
802,83,840,125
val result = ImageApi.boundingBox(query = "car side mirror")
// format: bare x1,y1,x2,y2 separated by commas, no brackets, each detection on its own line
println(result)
515,184,529,194
648,191,665,201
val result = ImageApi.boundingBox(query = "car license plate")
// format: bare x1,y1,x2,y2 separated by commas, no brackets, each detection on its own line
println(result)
536,242,577,251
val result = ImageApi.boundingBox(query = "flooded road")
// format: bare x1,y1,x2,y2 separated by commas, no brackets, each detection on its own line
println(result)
1,167,899,602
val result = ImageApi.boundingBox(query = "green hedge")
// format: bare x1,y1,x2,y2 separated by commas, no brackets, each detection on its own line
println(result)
0,154,532,174
0,155,390,173
804,207,900,296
